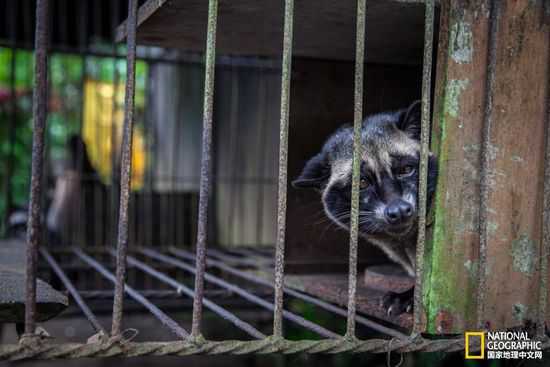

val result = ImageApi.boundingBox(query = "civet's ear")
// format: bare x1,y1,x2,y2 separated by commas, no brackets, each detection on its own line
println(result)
397,100,422,141
292,152,330,190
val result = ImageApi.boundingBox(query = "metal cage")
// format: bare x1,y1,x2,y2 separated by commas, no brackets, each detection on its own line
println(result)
0,0,549,360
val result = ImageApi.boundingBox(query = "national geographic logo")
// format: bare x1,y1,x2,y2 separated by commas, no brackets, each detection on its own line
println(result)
465,331,542,360
465,332,485,359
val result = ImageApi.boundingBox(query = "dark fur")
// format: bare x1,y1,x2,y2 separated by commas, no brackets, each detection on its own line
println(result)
293,101,438,281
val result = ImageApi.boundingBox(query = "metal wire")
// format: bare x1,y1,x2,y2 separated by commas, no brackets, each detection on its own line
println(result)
273,0,294,339
40,248,106,334
169,247,408,339
74,248,189,339
116,251,266,339
112,0,138,337
191,0,219,338
412,0,435,334
25,0,49,336
477,0,501,330
346,0,366,339
141,248,339,339
0,335,499,360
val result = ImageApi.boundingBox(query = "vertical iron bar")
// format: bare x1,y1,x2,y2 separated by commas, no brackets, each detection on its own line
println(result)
111,0,138,337
25,0,49,335
477,0,500,330
191,0,218,338
538,41,550,337
412,0,435,334
272,0,294,339
345,0,366,339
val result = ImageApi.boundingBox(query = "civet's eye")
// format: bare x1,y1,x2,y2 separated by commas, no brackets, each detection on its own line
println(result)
397,165,415,178
360,178,369,189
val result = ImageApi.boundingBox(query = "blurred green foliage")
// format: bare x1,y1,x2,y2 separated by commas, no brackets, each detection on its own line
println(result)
0,46,147,236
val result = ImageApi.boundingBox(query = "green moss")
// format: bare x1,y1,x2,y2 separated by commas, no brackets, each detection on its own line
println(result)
510,234,537,276
443,79,469,119
423,74,474,333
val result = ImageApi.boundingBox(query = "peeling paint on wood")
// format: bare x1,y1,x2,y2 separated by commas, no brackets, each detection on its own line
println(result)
510,234,537,276
450,21,473,64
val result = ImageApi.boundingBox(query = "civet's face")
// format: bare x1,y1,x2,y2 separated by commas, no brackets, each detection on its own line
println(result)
293,102,438,238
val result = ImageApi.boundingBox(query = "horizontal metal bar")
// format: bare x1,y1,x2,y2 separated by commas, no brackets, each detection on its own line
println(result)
169,247,406,339
40,248,106,334
206,248,273,268
0,336,492,360
140,248,339,339
111,250,266,339
77,289,237,300
73,248,189,339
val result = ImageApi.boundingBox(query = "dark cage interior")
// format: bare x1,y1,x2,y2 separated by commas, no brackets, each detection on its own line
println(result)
1,0,549,363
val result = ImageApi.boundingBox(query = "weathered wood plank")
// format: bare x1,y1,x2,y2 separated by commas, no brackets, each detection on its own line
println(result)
425,0,550,333
116,0,434,64
0,239,68,323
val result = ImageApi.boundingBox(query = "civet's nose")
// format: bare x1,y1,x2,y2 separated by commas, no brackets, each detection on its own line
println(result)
384,200,413,224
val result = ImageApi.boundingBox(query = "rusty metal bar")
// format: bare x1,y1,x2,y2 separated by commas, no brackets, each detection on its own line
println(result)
346,0,366,339
272,0,295,339
191,0,219,338
477,0,501,330
115,251,266,339
539,41,550,337
141,248,339,339
169,247,407,339
206,248,272,268
412,0,435,334
25,0,49,336
40,248,106,334
77,289,237,300
73,248,189,339
112,0,139,337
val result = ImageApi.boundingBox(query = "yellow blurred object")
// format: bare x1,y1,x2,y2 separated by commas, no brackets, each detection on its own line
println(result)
82,79,146,190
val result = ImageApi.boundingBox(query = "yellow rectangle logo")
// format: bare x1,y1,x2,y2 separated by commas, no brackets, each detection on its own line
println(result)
465,332,485,359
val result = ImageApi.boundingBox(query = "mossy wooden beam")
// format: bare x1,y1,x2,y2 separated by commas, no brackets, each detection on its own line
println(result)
424,0,550,333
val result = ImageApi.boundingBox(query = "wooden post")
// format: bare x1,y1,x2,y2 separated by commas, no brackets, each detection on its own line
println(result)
424,0,550,333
